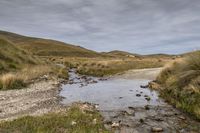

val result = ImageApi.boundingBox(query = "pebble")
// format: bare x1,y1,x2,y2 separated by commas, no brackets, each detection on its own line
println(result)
145,97,151,101
111,122,120,128
93,119,97,124
71,121,77,126
140,85,148,88
126,109,135,116
144,105,150,110
151,127,163,132
178,116,186,120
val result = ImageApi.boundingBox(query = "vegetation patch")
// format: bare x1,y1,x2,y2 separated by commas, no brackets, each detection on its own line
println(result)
0,105,109,133
156,51,200,120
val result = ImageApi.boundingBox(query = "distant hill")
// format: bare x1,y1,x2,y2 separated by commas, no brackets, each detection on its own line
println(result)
103,50,141,58
0,37,39,73
103,50,175,59
0,30,103,57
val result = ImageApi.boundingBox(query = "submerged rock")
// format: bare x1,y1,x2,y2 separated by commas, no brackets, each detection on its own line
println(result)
140,85,148,88
136,94,141,97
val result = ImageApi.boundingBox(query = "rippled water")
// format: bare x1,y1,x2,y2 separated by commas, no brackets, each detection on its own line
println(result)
60,68,166,110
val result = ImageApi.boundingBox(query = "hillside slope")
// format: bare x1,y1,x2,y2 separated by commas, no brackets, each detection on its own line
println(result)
0,37,38,73
0,30,102,57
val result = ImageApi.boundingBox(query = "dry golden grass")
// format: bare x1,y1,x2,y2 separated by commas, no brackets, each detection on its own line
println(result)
19,65,53,81
0,73,25,90
59,57,169,76
0,65,67,90
156,51,200,119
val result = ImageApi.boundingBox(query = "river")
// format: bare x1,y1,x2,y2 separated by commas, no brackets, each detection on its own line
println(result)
60,68,200,133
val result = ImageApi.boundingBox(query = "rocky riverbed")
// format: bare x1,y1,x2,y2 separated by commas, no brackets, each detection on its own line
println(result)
61,68,200,133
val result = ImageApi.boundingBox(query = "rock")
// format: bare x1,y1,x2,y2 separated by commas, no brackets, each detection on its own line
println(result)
119,97,123,99
71,121,77,126
154,117,164,122
145,97,151,101
140,85,148,88
136,94,141,97
139,119,144,123
111,122,120,128
126,110,135,116
178,116,186,120
144,105,150,110
94,104,99,109
92,80,98,83
93,119,97,124
128,106,135,110
151,127,163,132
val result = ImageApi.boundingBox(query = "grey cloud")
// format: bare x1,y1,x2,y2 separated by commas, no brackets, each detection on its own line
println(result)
0,0,200,54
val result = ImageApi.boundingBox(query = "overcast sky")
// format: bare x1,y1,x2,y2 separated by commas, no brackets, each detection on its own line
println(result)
0,0,200,54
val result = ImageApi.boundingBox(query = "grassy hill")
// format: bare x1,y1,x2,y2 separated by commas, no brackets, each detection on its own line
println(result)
0,30,103,57
0,37,39,73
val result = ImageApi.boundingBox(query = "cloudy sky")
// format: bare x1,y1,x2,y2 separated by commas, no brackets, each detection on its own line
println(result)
0,0,200,54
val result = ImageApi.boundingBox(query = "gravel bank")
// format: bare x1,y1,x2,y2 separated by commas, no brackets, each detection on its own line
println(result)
0,80,64,121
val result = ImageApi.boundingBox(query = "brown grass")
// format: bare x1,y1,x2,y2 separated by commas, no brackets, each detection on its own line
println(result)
0,65,68,90
156,51,200,119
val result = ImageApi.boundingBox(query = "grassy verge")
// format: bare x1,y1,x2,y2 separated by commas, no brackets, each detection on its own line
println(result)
156,51,200,120
0,105,109,133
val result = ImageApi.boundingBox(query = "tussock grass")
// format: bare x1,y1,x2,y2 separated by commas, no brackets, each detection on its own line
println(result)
0,65,68,90
156,51,200,119
0,106,109,133
0,73,25,90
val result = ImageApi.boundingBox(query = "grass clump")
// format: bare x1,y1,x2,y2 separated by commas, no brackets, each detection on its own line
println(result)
0,65,61,90
0,105,109,133
57,67,69,79
156,51,200,119
0,73,25,90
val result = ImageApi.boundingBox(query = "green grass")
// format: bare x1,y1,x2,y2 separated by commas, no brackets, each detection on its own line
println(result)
0,105,109,133
156,51,200,120
0,37,39,73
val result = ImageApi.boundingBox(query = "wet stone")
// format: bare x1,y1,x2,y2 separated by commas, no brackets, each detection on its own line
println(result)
145,97,151,101
144,105,150,110
140,85,148,88
136,94,141,97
